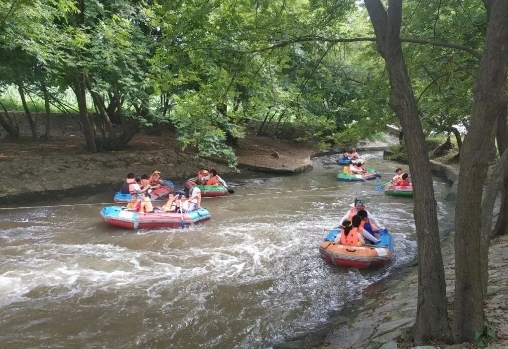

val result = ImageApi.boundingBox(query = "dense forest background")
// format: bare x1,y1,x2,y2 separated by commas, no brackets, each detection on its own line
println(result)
2,0,508,346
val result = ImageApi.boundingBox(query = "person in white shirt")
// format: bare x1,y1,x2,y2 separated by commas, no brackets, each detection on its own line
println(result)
184,184,202,211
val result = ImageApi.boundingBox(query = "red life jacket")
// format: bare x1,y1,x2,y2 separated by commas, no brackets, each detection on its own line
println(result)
207,176,219,185
340,227,360,246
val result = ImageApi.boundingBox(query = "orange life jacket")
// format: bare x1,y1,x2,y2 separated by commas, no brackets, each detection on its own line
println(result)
206,176,219,185
340,227,360,246
396,179,410,187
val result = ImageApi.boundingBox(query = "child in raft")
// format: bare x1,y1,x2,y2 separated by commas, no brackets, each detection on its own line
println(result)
333,215,365,246
395,173,411,187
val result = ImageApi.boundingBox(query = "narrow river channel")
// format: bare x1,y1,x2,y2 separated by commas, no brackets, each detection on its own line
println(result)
0,152,455,348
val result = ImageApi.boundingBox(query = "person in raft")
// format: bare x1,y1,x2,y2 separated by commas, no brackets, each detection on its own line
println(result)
349,161,365,174
136,192,154,213
392,168,403,184
184,182,202,211
357,209,381,243
148,170,168,188
349,148,360,160
161,190,185,212
333,215,365,246
120,172,145,194
125,193,139,210
340,199,384,231
206,169,228,188
395,173,411,187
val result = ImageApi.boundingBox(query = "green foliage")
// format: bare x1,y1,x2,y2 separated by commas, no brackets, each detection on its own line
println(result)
474,321,497,347
385,144,408,163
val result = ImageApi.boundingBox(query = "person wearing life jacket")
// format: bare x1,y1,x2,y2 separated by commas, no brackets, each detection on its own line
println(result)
340,199,384,230
196,169,210,185
357,209,381,244
120,173,142,194
335,216,365,246
206,169,228,187
395,173,411,187
137,192,154,213
125,193,139,210
392,168,403,185
149,170,166,187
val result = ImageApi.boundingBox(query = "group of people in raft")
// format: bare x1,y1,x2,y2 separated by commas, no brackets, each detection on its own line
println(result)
334,199,385,246
391,167,412,187
335,166,412,246
340,148,370,174
119,168,228,214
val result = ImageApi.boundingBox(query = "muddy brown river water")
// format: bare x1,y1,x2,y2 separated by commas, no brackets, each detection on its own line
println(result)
0,152,455,348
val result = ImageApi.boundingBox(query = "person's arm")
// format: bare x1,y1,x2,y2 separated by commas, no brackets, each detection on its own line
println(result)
367,212,384,229
217,176,227,188
357,233,365,245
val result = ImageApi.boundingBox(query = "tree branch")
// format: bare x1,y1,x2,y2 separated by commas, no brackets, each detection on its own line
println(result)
252,35,482,60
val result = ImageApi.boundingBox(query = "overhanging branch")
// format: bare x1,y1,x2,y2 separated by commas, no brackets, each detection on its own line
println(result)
253,35,481,60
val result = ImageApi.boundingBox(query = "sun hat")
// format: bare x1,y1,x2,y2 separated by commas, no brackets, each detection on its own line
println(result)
202,170,209,174
153,170,161,174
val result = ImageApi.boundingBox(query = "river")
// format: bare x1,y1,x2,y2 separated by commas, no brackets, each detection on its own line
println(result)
0,152,455,348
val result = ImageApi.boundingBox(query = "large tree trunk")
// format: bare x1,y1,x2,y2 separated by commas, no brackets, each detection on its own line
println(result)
493,102,508,237
365,0,451,344
74,74,97,152
17,82,37,140
453,0,508,343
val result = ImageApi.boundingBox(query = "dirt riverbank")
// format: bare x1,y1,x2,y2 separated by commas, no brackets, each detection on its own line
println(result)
0,128,318,203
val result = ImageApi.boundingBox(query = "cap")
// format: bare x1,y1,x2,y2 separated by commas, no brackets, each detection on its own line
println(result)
153,171,161,174
202,170,209,174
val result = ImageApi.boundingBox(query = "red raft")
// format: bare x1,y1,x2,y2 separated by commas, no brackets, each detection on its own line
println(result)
100,206,211,229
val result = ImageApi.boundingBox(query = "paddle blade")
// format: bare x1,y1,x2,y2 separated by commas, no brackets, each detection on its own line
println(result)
227,189,235,194
180,219,186,229
375,184,384,191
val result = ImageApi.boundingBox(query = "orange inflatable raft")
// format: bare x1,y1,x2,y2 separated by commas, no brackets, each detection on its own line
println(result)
319,228,394,268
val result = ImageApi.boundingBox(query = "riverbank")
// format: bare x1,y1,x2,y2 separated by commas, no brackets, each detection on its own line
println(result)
0,130,317,204
281,161,508,349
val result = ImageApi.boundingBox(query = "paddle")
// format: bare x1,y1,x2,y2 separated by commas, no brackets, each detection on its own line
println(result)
179,199,185,229
375,184,385,190
227,188,235,194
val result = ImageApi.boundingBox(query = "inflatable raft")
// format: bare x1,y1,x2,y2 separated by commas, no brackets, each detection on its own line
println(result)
319,228,394,268
114,180,174,203
337,169,380,182
184,179,229,197
384,182,413,197
100,206,211,229
336,157,352,165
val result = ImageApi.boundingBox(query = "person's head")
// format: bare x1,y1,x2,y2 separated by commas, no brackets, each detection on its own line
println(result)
141,174,149,180
395,168,402,174
351,148,356,153
402,173,409,180
351,215,362,228
152,170,161,178
130,193,138,202
357,209,368,220
127,172,135,179
354,199,366,211
210,169,218,176
341,219,353,236
135,177,141,184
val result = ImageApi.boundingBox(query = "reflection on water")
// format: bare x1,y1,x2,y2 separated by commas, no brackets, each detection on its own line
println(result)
0,152,454,348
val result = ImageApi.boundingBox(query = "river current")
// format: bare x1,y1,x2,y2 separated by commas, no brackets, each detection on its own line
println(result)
0,152,454,348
